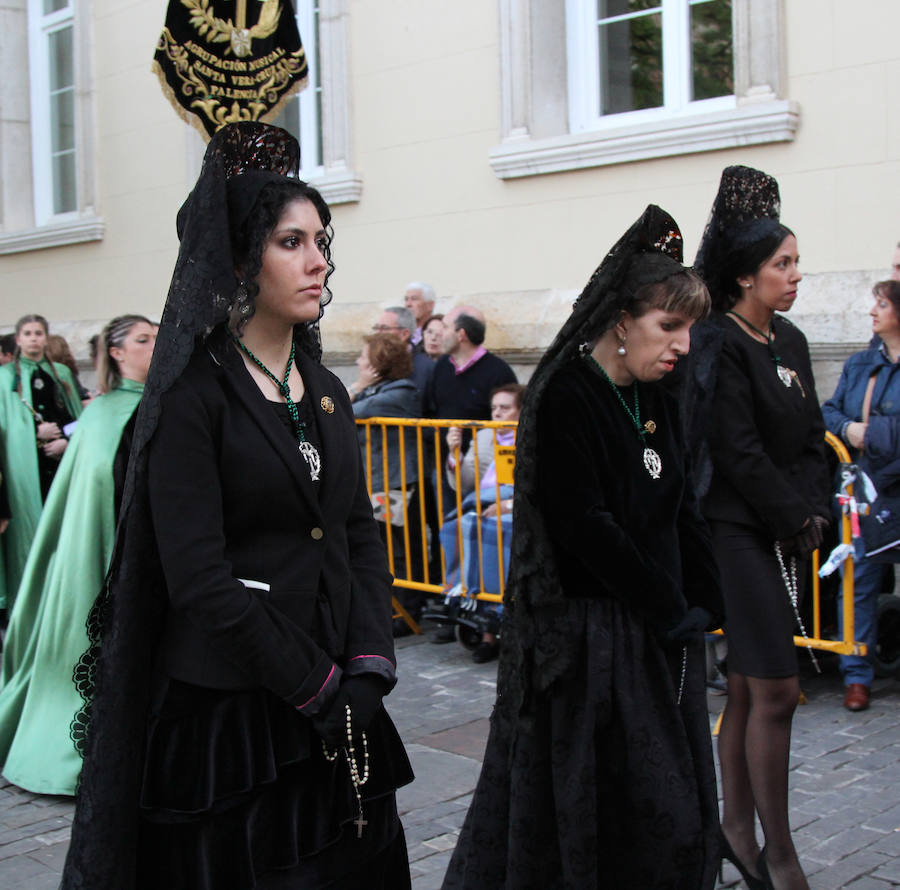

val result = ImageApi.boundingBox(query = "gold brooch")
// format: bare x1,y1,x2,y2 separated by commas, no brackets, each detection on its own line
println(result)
643,420,656,434
320,396,335,414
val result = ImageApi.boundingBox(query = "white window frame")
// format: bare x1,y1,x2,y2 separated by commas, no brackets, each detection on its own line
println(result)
284,0,361,204
0,0,102,254
566,0,735,133
491,0,798,179
293,0,323,177
29,0,77,225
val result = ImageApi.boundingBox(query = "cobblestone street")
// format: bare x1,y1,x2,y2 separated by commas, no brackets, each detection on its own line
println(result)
1,632,899,888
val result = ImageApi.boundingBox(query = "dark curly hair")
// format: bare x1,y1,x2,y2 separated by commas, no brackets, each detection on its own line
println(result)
228,178,335,333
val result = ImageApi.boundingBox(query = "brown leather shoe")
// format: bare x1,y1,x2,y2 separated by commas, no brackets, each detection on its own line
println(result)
844,683,870,712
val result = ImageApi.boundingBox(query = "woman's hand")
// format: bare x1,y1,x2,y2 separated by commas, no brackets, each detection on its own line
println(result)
312,675,388,748
42,438,67,460
36,421,61,442
0,519,8,535
356,363,380,391
666,606,712,642
780,515,828,557
846,421,867,450
446,426,462,452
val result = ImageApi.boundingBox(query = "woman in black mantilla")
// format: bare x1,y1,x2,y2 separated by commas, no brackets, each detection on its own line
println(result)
442,206,724,890
60,123,413,890
688,166,830,890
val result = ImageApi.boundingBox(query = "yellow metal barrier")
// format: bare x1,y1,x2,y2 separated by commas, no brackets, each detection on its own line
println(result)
356,418,517,632
813,432,864,656
357,419,864,656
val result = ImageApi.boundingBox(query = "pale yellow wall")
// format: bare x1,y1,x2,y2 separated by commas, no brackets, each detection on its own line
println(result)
1,0,898,364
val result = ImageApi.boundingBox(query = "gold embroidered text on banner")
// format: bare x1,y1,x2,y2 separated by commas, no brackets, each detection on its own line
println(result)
153,0,308,138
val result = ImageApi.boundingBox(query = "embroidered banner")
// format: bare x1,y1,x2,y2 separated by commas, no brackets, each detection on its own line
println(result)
153,0,308,138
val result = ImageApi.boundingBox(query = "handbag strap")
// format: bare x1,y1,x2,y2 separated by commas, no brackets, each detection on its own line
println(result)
862,372,878,423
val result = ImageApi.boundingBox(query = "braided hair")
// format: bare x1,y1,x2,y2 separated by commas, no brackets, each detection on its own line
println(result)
96,315,155,393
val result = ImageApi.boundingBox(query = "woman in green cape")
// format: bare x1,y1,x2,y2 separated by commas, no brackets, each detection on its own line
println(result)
0,315,82,612
0,315,156,795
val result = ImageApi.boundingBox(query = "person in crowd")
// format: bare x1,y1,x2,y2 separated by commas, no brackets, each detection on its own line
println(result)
45,333,92,402
348,333,424,636
0,315,82,613
0,315,156,795
443,206,723,889
404,281,436,351
366,305,434,397
426,305,517,463
426,306,517,642
0,335,15,365
822,279,900,712
688,166,830,890
421,314,444,360
441,383,524,663
61,122,412,890
890,243,900,282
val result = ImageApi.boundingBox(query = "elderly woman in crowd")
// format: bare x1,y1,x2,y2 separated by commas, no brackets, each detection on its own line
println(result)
349,332,425,633
0,315,155,795
421,314,445,360
822,279,900,712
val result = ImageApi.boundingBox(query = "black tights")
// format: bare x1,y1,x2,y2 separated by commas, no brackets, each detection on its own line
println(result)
718,671,810,890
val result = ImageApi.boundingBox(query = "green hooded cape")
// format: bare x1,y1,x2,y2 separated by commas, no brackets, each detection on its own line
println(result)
0,357,82,610
0,380,142,795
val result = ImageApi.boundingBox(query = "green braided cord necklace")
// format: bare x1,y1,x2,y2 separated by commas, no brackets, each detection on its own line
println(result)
232,335,321,481
586,353,662,480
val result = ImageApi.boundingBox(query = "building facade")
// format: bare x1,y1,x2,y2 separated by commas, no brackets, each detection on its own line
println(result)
1,0,898,394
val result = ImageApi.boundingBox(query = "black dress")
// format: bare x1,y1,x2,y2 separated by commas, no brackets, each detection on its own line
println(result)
699,314,829,677
442,357,723,890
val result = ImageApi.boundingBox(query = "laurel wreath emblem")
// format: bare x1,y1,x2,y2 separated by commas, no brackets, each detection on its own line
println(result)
181,0,281,57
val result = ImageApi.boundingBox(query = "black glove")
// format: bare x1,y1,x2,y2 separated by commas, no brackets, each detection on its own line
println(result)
780,515,828,558
312,675,387,748
666,606,713,643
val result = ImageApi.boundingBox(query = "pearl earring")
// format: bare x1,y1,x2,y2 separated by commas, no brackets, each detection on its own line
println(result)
617,339,627,356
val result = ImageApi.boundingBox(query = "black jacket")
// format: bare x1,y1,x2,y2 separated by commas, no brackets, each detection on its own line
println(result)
699,314,830,540
148,335,395,712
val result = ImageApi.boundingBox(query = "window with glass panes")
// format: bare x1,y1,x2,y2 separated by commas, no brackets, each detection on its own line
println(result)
568,0,732,130
272,0,322,177
30,0,77,221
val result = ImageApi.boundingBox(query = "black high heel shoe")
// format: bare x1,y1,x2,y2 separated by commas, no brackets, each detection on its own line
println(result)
757,848,775,890
719,832,765,890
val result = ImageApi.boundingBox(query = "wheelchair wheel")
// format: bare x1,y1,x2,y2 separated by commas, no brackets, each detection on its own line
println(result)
873,593,900,678
456,624,481,651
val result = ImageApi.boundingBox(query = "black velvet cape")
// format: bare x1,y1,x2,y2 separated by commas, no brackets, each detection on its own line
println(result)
442,357,723,889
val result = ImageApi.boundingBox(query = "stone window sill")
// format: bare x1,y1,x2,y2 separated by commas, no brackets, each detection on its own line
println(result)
0,215,104,254
489,99,800,179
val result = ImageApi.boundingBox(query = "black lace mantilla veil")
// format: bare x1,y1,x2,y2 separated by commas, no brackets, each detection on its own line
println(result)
62,122,321,890
679,165,784,497
496,205,686,733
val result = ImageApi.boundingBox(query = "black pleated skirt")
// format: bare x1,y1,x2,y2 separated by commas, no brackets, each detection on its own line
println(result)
137,678,414,890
